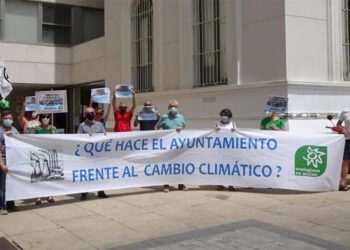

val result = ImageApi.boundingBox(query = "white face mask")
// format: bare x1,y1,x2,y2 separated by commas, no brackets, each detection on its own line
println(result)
42,117,50,125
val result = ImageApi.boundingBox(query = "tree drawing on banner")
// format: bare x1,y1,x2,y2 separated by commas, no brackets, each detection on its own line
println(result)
30,149,64,183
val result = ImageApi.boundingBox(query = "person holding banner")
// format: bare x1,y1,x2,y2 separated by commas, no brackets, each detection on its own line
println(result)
134,99,160,131
260,112,286,131
112,90,136,132
18,99,40,134
337,109,350,191
155,99,188,192
77,107,108,200
215,108,236,191
0,111,19,214
34,114,57,205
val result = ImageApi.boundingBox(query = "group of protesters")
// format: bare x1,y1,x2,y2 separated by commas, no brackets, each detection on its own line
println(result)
0,90,348,215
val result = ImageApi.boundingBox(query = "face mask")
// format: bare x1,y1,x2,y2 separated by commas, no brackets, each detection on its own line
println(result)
2,118,13,127
31,112,37,119
86,112,95,120
221,116,229,123
119,107,127,113
42,117,50,125
169,107,177,114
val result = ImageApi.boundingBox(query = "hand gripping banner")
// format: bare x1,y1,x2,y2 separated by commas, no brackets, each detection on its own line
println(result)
5,130,345,200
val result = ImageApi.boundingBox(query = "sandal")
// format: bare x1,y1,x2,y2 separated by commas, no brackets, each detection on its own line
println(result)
339,186,348,191
47,197,55,203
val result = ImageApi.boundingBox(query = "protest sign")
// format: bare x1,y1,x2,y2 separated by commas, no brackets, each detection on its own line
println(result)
91,88,110,104
6,130,344,200
266,96,288,113
36,90,67,113
25,96,36,111
137,106,158,121
115,85,133,98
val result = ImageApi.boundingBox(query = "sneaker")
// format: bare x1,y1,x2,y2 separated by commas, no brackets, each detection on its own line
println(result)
163,185,170,193
178,184,189,191
97,191,108,198
47,197,55,203
80,193,88,200
217,185,224,191
35,198,42,205
0,208,8,215
228,186,235,191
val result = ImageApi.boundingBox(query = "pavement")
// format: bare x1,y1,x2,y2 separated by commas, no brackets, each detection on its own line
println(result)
0,185,349,250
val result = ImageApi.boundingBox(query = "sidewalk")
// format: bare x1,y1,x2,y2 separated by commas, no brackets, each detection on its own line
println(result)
0,185,349,249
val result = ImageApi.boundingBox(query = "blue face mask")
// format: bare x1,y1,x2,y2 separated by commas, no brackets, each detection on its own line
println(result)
221,116,229,123
2,118,13,127
169,107,178,114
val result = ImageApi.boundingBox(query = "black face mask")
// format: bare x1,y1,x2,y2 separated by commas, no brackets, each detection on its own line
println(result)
119,107,127,113
86,112,95,120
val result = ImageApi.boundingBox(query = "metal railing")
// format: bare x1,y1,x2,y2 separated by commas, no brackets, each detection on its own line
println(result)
193,0,227,87
131,0,153,92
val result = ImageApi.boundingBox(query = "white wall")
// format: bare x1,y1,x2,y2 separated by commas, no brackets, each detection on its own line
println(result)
71,37,105,84
0,43,71,85
285,0,329,82
241,0,286,84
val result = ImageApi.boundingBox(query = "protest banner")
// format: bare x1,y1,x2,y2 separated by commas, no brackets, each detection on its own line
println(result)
25,96,36,111
115,85,133,98
266,96,288,113
137,105,158,121
5,130,344,200
36,90,67,113
91,88,110,104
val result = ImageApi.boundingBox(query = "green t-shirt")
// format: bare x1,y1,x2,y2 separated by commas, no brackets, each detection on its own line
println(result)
36,126,57,134
155,113,186,130
260,117,285,130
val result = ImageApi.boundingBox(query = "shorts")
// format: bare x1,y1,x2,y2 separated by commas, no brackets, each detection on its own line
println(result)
343,140,350,160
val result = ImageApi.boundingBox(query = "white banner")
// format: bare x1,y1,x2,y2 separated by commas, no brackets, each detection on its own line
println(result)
6,130,345,200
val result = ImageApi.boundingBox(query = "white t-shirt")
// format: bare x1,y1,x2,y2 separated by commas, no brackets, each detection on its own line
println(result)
339,108,350,139
217,121,237,130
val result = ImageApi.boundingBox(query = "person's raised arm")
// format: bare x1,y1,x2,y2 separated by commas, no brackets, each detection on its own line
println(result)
18,98,28,131
130,91,136,114
112,90,117,113
89,97,93,108
134,113,139,127
103,103,111,123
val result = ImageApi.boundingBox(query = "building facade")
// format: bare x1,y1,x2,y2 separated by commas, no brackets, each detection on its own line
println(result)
1,0,350,133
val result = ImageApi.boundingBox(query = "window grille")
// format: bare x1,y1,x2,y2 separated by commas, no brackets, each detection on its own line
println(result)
344,0,350,80
193,0,227,87
131,0,153,92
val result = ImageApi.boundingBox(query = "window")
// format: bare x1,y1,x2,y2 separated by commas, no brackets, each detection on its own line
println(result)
72,7,104,45
82,8,104,42
42,3,71,45
4,0,38,43
131,0,153,92
344,0,350,80
193,0,227,87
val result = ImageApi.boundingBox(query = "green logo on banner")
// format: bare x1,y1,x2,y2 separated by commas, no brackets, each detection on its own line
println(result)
295,145,327,177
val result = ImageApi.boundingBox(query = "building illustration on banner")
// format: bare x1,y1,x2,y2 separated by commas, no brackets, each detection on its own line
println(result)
29,149,64,183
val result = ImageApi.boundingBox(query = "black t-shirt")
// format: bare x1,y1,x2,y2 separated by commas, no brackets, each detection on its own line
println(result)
139,120,158,131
